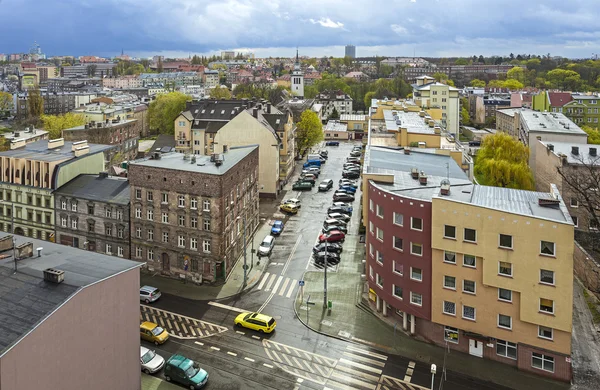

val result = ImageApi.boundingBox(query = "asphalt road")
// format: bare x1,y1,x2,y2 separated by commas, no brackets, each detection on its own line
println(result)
141,142,510,390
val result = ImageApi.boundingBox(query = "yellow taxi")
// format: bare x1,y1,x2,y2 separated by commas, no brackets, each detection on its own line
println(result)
279,203,299,215
234,312,277,333
140,321,169,345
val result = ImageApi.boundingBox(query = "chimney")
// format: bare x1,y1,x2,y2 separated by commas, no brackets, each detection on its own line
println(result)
590,147,597,157
434,126,441,134
572,146,579,155
10,138,26,150
74,145,90,157
547,144,554,152
267,103,272,113
99,171,109,178
440,179,451,195
418,171,428,185
411,167,419,179
48,138,65,149
252,108,258,118
72,140,88,151
43,268,65,284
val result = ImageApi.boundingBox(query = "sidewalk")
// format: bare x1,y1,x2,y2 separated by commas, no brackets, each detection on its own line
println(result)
141,374,180,390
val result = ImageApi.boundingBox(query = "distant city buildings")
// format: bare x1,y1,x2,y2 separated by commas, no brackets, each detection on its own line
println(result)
345,45,356,59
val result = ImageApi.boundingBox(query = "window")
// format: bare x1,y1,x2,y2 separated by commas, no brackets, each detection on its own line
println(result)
538,326,553,340
117,246,124,257
444,251,456,264
116,209,123,220
498,314,512,329
411,242,422,256
178,195,185,207
540,241,555,256
203,200,211,211
443,275,456,289
496,340,517,359
369,221,374,234
178,215,185,227
61,200,66,210
136,246,142,258
572,216,578,227
464,228,476,243
147,191,153,201
411,267,422,281
376,204,384,218
117,227,124,238
444,326,459,343
369,199,373,211
393,212,403,226
410,292,422,306
162,232,169,243
148,249,154,261
105,244,112,255
178,235,185,248
71,203,77,212
393,285,403,299
499,234,513,249
135,208,141,219
60,217,67,227
393,261,404,276
204,219,211,231
161,193,168,203
463,254,476,268
499,261,512,277
135,189,142,199
540,269,555,285
376,228,383,241
88,204,94,215
376,251,384,264
411,217,423,231
203,240,211,253
162,212,169,224
462,305,476,320
106,207,112,218
539,298,554,314
532,353,554,373
393,236,403,251
191,197,198,209
443,301,456,315
369,265,373,279
444,225,456,239
376,273,384,288
190,238,198,251
147,229,154,241
135,227,141,238
463,280,476,294
147,209,153,220
191,217,198,228
498,288,512,302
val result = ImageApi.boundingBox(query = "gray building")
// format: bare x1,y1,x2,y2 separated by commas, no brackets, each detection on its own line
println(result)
128,146,259,283
345,45,356,59
54,173,130,258
62,63,117,78
0,233,141,390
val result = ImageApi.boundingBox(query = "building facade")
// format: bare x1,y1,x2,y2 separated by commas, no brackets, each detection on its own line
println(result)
345,45,356,59
54,173,130,258
315,90,353,119
128,146,259,283
412,76,460,137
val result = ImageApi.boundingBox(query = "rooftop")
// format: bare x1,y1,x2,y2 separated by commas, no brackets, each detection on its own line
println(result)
539,140,600,165
63,119,137,132
55,174,130,205
0,140,113,162
340,114,367,121
383,110,436,134
0,233,140,355
1,128,48,141
324,121,347,132
130,145,257,175
520,110,585,135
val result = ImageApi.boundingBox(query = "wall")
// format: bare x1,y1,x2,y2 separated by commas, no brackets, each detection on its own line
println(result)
528,131,588,172
55,153,106,188
0,268,140,390
573,241,600,298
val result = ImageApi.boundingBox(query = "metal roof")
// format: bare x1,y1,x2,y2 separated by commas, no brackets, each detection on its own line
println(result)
0,140,112,162
54,174,130,205
383,110,436,134
520,110,585,135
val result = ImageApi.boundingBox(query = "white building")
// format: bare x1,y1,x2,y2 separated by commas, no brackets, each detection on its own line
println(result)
290,50,304,98
314,90,353,119
412,76,460,137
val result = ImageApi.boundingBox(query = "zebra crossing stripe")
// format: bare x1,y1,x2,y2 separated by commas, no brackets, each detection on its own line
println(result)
265,274,277,291
286,281,296,298
257,273,269,290
174,321,180,332
279,277,290,296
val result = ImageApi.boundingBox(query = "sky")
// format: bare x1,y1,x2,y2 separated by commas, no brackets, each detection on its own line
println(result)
1,0,600,59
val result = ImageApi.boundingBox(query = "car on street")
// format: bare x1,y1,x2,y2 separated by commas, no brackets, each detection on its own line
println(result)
140,285,161,303
301,169,318,177
324,218,348,228
234,312,277,333
312,242,343,254
322,224,348,234
327,206,352,216
318,230,346,243
339,181,358,188
343,171,360,179
298,176,316,185
327,212,351,222
282,198,301,208
140,346,165,374
279,203,299,214
314,251,341,265
307,166,321,174
319,150,328,157
140,321,169,345
258,235,275,256
333,192,355,202
292,181,312,191
343,162,360,168
350,151,362,157
339,185,357,193
325,141,340,146
271,220,284,235
332,202,353,211
318,179,333,191
302,173,317,181
346,158,361,164
164,354,209,389
343,165,361,171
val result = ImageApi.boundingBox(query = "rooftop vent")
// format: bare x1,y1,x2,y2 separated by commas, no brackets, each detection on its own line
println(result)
572,146,579,155
404,148,411,155
440,179,451,195
411,167,419,179
590,147,597,156
43,268,64,284
547,144,554,152
152,151,161,160
99,171,109,178
418,171,427,185
538,198,560,207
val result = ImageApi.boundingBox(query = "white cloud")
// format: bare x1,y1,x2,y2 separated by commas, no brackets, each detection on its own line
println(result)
390,24,408,35
309,17,344,29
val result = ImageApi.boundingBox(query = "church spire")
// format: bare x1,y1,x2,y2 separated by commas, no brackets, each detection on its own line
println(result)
296,48,299,63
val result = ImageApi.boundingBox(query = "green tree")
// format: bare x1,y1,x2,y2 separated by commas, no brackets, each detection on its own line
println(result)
546,69,581,90
364,91,376,109
0,91,13,113
454,58,468,65
329,107,340,120
28,88,44,119
148,92,190,135
41,113,86,139
503,79,524,90
460,106,471,126
583,126,600,142
379,64,394,78
295,110,323,157
209,85,231,100
304,85,318,99
506,66,526,84
474,132,534,190
433,72,448,82
470,79,486,87
191,55,202,65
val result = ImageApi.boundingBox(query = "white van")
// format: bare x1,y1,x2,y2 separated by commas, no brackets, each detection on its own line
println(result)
258,235,275,256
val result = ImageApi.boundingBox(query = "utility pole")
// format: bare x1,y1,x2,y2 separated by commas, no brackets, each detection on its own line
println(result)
323,241,328,308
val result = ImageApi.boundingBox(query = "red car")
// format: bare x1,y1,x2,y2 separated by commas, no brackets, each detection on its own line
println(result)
318,230,345,243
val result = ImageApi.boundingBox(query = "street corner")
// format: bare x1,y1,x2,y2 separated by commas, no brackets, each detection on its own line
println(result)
140,304,228,339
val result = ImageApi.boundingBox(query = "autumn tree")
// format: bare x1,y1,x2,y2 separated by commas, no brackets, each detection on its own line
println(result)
474,132,534,190
41,113,86,139
148,92,190,135
0,91,13,114
28,87,44,119
295,110,323,157
209,85,232,100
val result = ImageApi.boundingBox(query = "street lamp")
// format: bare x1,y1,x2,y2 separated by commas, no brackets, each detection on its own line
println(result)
430,364,436,390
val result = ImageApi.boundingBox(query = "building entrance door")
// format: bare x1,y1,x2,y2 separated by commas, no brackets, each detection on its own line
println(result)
469,339,483,357
162,253,170,271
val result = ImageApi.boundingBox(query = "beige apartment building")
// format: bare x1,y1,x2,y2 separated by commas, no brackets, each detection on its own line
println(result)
412,76,460,137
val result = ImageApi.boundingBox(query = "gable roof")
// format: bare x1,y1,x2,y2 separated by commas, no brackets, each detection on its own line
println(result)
548,92,573,107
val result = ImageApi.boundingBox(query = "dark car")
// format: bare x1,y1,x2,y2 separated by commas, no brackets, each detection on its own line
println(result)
299,176,316,185
343,171,360,179
338,179,357,186
292,181,312,191
325,141,340,146
318,179,333,192
318,231,345,243
322,225,348,234
312,242,343,254
327,206,352,216
333,193,355,202
314,251,341,265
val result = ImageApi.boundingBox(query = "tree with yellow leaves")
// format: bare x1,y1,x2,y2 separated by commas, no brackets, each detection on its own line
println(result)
41,113,86,139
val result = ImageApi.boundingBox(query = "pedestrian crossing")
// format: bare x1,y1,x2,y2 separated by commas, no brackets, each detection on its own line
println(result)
140,305,227,339
255,272,298,298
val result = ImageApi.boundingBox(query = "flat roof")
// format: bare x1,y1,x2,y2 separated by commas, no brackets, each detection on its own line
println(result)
63,119,137,132
539,140,599,165
0,140,113,162
520,110,586,135
55,174,130,204
383,110,436,134
1,128,48,141
324,121,347,132
0,233,140,356
340,114,366,121
130,145,257,175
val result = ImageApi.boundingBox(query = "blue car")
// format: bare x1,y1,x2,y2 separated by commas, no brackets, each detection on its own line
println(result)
339,185,357,193
271,220,284,235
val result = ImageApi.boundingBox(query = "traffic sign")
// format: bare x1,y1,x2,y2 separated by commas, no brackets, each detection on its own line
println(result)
299,280,305,287
184,259,189,271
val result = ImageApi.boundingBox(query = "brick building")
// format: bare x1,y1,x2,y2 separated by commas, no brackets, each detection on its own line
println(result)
54,173,131,258
128,145,259,283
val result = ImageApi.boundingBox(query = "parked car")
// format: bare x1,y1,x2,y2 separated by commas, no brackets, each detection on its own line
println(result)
339,181,358,189
347,157,361,163
339,185,357,193
343,165,361,172
318,179,334,191
343,162,360,168
292,181,313,191
350,151,362,157
322,225,348,234
303,160,321,168
318,231,346,243
234,312,277,333
319,150,328,157
332,202,353,211
279,203,299,214
312,242,343,254
325,141,340,146
299,177,316,186
164,354,209,389
327,213,351,224
314,251,341,265
140,346,165,374
338,179,357,186
324,218,348,228
333,192,355,202
343,171,360,179
140,321,169,345
271,220,284,235
282,198,301,208
327,206,352,216
307,166,321,175
335,188,354,196
258,235,275,256
140,286,161,304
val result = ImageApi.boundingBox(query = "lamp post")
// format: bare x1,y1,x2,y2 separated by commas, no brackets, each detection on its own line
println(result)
430,364,436,390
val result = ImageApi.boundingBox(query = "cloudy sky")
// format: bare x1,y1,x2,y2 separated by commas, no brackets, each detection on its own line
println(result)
1,0,599,59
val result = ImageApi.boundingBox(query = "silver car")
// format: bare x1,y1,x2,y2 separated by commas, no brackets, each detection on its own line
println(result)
140,346,165,374
140,286,161,303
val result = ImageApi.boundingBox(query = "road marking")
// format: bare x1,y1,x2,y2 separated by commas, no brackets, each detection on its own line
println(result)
181,323,189,333
341,352,386,368
263,363,273,368
279,277,290,296
141,304,228,337
245,357,255,362
272,276,283,295
227,351,237,357
265,274,277,291
338,358,382,375
195,341,204,346
286,280,296,298
210,346,220,351
315,364,330,377
345,345,388,361
325,379,365,390
174,321,181,332
207,301,248,313
190,327,197,336
335,363,380,382
252,335,261,340
404,375,411,382
236,331,245,335
257,273,270,290
282,234,302,275
281,353,294,366
263,340,337,367
330,372,377,390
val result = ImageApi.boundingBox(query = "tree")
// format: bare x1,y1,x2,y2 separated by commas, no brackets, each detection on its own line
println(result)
583,126,600,142
304,85,318,99
148,92,190,135
41,113,86,139
28,88,44,119
364,91,376,110
433,72,448,82
329,107,340,120
209,85,231,100
503,79,524,90
191,55,202,65
86,64,97,77
506,66,526,84
379,64,394,78
455,58,468,65
546,69,581,90
470,79,486,87
460,106,471,126
0,91,13,113
474,132,534,190
295,110,323,157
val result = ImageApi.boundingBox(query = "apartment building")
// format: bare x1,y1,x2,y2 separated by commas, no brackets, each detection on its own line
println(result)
412,76,460,137
72,101,149,136
563,94,600,127
44,77,102,93
0,139,112,241
404,65,516,85
102,76,143,89
468,94,511,125
314,90,353,118
139,72,202,88
62,63,117,78
54,173,130,258
15,91,97,119
203,70,219,88
128,146,259,282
